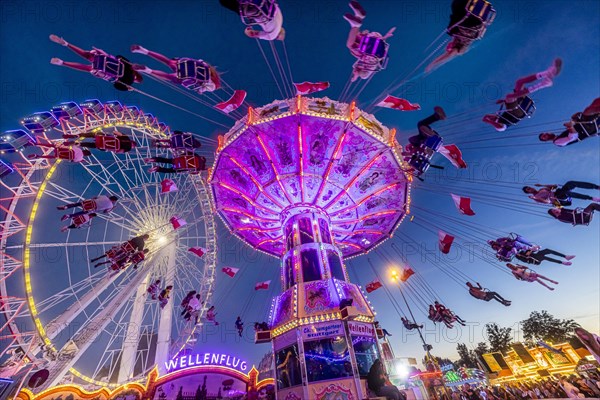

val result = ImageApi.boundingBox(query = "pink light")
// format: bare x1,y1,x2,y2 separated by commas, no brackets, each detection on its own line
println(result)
313,129,348,205
332,210,398,225
227,155,285,210
330,183,402,216
298,123,305,203
237,226,280,233
256,238,281,247
217,182,278,216
255,131,294,204
221,207,278,222
336,229,384,236
338,241,362,250
323,148,386,209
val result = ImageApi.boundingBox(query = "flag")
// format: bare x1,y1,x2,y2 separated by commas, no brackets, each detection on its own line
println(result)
450,194,475,216
399,266,414,282
376,95,421,111
161,178,178,193
366,279,383,293
294,81,330,95
255,280,271,290
215,90,247,114
222,267,239,277
438,231,455,254
170,215,187,229
188,247,207,258
438,144,467,169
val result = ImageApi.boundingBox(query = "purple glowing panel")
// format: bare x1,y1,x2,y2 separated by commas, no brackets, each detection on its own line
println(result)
272,286,295,327
211,97,410,258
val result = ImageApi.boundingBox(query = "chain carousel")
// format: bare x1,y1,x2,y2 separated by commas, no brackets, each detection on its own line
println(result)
210,96,411,399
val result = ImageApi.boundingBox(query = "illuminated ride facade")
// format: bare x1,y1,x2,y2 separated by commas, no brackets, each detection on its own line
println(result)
210,96,411,399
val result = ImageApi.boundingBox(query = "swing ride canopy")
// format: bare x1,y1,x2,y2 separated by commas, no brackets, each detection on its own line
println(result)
210,96,412,258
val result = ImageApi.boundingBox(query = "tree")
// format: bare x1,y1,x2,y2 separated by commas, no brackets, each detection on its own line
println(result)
486,323,513,354
456,343,477,368
473,342,489,358
521,310,580,344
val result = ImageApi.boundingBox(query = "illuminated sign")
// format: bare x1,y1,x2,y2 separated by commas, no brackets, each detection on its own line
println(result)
301,322,343,340
164,353,248,373
348,321,375,337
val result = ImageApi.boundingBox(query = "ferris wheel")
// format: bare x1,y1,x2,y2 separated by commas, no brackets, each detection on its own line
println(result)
0,100,217,391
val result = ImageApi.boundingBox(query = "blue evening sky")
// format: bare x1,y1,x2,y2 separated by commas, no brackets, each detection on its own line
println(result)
1,0,598,371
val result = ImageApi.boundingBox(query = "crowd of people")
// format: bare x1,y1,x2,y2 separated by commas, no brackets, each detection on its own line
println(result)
446,373,600,399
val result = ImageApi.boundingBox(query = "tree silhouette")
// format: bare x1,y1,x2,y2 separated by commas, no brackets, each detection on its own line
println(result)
485,323,513,354
456,343,477,368
521,310,580,344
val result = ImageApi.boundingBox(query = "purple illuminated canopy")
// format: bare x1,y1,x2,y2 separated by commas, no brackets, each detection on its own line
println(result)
210,97,411,258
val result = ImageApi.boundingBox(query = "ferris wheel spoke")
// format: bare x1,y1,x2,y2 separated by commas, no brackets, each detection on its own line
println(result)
34,269,106,314
82,153,149,215
116,272,152,382
37,259,155,390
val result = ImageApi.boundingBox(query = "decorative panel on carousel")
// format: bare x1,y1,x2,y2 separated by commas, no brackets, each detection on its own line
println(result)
298,280,340,318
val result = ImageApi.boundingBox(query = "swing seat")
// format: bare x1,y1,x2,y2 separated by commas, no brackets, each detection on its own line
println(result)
571,112,599,137
106,247,121,260
121,241,136,254
408,154,431,175
72,214,90,226
96,135,120,151
239,0,276,26
169,132,197,150
355,35,390,71
57,147,76,160
497,96,535,126
130,252,145,263
81,199,97,212
91,54,125,82
424,134,443,151
450,0,496,41
177,60,212,92
0,130,37,153
21,112,59,134
173,154,206,171
573,208,593,226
